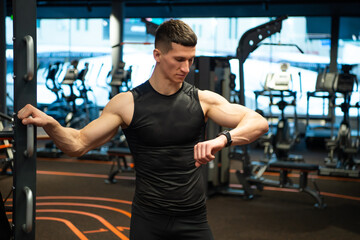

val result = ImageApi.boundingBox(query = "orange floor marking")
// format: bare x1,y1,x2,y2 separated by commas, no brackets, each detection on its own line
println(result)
37,170,136,181
38,157,114,165
37,202,131,218
37,196,132,205
320,192,360,201
37,209,129,240
117,226,130,231
37,216,88,240
83,228,109,234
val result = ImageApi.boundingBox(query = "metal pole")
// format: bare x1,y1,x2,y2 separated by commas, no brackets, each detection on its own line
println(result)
12,0,37,239
110,0,125,74
329,16,339,73
0,0,6,114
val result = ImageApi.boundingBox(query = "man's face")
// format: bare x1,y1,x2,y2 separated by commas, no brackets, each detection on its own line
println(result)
156,42,196,83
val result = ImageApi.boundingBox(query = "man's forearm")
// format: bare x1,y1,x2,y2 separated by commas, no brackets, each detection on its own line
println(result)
229,115,269,146
43,119,85,157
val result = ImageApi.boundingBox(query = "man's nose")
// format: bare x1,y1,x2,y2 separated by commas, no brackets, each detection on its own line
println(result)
180,61,190,73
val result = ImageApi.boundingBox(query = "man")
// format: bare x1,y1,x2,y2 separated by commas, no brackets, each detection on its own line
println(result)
18,19,269,239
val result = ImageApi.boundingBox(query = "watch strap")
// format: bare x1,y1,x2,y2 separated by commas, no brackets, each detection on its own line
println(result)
217,130,232,147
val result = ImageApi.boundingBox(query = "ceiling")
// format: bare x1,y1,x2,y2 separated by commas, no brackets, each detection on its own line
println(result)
5,0,360,19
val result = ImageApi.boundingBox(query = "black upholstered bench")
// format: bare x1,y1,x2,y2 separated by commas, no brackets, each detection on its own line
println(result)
106,147,133,183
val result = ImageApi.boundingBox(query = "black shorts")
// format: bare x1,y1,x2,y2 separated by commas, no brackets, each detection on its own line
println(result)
130,205,214,240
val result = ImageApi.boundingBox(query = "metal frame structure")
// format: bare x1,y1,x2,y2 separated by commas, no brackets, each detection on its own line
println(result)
12,0,37,239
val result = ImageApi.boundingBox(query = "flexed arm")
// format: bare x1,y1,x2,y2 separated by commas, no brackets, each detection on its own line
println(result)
18,92,133,157
194,90,269,167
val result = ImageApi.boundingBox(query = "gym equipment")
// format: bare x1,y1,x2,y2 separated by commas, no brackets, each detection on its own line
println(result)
105,147,133,184
186,56,235,195
44,61,63,102
42,61,71,128
229,150,325,208
241,63,324,207
254,63,303,162
8,0,37,238
108,61,132,99
305,71,336,149
316,65,360,178
187,55,325,208
0,112,14,176
61,61,99,129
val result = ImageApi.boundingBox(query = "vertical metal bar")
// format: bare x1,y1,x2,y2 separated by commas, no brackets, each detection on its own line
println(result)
12,0,37,239
329,16,339,73
110,0,125,72
0,0,6,114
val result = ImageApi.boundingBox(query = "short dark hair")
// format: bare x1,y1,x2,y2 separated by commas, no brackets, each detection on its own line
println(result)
155,19,197,53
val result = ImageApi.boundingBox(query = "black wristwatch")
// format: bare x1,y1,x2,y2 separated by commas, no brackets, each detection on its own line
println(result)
217,130,232,147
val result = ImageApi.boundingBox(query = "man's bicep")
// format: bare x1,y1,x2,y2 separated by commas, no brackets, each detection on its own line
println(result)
209,102,247,129
79,92,131,150
80,112,122,150
201,90,246,128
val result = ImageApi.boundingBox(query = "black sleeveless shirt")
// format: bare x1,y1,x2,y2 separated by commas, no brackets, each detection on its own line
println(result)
123,80,207,216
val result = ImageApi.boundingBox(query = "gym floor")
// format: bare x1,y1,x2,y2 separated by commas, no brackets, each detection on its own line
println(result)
1,141,359,240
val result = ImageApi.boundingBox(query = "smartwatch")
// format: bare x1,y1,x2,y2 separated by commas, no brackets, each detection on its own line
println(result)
217,130,232,147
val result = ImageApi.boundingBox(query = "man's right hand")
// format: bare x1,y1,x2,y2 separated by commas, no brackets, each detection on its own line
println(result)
17,104,54,127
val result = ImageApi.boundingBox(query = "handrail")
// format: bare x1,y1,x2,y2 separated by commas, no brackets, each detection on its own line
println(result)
24,116,34,158
23,35,34,81
22,186,33,233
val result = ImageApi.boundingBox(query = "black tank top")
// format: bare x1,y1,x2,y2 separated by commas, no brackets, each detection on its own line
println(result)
123,80,207,216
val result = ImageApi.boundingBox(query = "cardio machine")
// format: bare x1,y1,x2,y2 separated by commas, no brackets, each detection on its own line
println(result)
43,61,71,126
254,63,303,162
107,61,132,99
61,60,99,129
317,65,360,178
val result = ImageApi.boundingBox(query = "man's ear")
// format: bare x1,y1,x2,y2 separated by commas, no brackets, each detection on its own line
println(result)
153,48,161,63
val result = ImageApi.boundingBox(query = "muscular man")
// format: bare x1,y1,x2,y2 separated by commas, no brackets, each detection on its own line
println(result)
18,19,269,240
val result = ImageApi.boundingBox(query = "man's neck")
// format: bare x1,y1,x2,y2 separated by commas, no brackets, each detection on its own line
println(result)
149,73,183,96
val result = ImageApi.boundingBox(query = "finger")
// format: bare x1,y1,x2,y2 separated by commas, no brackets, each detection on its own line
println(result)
18,105,33,119
21,116,34,125
194,144,197,159
195,161,201,168
197,144,207,164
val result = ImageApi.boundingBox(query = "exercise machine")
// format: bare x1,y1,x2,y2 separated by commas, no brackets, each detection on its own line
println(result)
61,60,99,129
317,65,360,178
0,112,13,176
108,61,132,99
254,62,303,162
305,69,336,149
186,56,235,195
44,61,63,102
43,61,70,126
2,1,38,238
